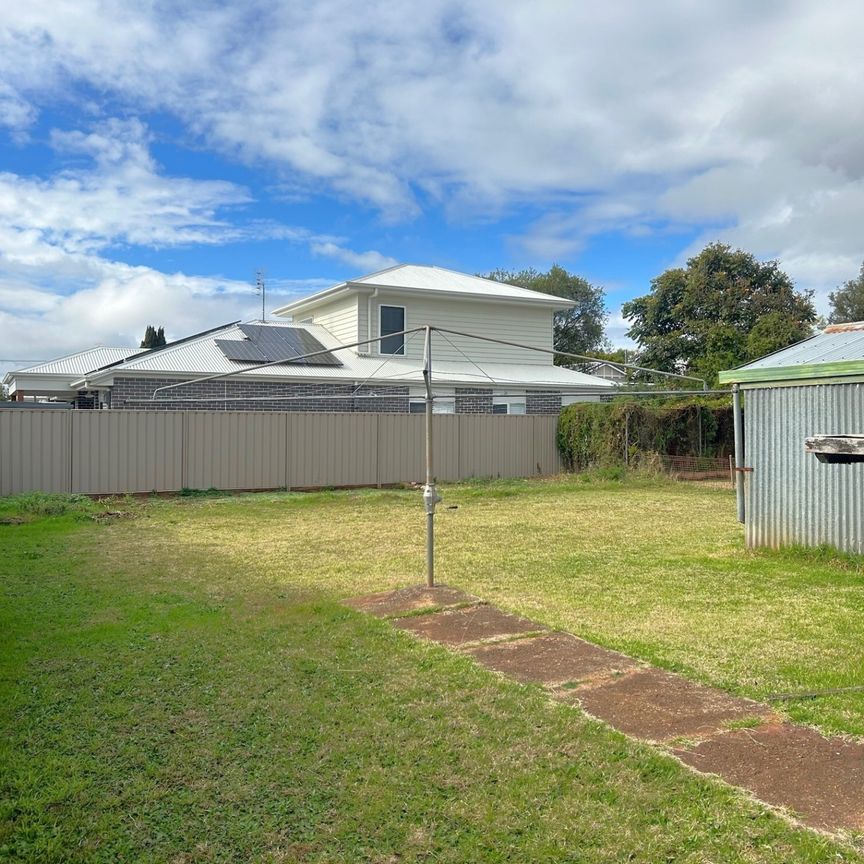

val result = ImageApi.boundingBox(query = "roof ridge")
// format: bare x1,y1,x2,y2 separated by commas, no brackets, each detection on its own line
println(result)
90,321,241,374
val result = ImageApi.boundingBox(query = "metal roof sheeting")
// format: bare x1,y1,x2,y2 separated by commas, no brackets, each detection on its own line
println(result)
84,320,615,391
274,263,572,314
720,326,864,384
743,328,864,369
7,347,140,378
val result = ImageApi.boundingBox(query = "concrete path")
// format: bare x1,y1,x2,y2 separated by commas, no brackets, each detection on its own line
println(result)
344,585,864,837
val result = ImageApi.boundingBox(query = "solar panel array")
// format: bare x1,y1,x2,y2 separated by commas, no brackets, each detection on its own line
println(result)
215,324,343,367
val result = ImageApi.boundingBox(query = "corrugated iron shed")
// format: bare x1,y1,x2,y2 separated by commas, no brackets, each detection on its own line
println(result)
720,323,864,555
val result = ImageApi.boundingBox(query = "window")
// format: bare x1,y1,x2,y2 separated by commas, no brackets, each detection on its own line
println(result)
409,387,455,414
492,396,527,415
379,305,405,355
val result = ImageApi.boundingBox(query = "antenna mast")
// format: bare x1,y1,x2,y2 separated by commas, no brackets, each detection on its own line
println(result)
255,270,266,322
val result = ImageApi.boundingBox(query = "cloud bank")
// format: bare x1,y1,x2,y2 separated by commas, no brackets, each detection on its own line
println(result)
1,0,863,365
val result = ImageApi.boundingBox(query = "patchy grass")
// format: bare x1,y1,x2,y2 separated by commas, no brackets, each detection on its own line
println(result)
94,475,864,738
1,479,863,861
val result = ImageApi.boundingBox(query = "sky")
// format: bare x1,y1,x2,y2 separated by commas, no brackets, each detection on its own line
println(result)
1,0,863,378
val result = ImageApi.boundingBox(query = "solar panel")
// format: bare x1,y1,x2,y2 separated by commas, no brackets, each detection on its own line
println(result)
215,339,268,362
235,324,343,366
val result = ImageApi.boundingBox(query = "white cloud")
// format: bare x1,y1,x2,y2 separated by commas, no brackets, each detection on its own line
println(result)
1,0,864,353
0,117,394,374
309,241,398,272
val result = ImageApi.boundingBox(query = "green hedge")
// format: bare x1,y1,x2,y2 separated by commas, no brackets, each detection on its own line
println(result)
557,397,734,471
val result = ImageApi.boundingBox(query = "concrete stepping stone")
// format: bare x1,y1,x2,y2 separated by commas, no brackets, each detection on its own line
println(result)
559,668,773,743
347,586,864,837
675,723,864,833
464,632,640,687
393,604,545,647
343,585,479,618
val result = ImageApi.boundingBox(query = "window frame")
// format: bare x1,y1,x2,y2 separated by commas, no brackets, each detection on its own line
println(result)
409,386,455,414
491,394,527,415
378,304,407,356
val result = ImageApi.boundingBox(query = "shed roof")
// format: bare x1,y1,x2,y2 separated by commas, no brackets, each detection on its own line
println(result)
718,323,864,385
273,263,574,315
79,320,615,393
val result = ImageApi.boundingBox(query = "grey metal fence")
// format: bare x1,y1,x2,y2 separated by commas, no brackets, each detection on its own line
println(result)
0,409,560,496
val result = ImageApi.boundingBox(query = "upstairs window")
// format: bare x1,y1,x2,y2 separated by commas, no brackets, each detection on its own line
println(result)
379,305,405,355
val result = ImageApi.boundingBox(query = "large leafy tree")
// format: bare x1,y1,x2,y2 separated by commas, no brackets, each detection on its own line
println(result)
622,243,816,384
483,265,608,361
828,262,864,324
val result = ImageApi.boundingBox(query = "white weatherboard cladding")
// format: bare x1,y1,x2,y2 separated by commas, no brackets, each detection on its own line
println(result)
370,292,553,365
745,382,864,554
308,294,360,347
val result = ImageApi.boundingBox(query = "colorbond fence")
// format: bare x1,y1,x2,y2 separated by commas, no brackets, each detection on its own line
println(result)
0,409,561,496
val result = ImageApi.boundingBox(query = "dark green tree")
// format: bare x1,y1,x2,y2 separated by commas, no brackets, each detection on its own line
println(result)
483,265,608,362
0,384,8,401
828,262,864,324
622,243,816,384
140,325,167,348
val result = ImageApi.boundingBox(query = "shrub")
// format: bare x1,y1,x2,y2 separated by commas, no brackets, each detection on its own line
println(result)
557,396,733,471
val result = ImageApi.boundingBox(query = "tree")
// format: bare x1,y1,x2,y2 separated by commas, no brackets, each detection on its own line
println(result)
828,262,864,324
140,325,167,348
0,384,8,401
622,243,816,385
483,265,608,361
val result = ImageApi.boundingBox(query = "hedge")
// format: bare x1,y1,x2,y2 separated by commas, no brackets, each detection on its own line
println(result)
557,397,734,471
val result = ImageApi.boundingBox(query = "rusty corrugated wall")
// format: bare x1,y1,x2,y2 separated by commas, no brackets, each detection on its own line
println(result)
0,410,561,496
745,383,864,553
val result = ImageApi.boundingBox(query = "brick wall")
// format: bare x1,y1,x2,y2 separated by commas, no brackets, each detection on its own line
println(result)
456,387,493,414
111,377,409,412
526,391,563,415
109,377,561,414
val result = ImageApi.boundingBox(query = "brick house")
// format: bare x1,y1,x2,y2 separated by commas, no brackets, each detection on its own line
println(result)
5,264,615,413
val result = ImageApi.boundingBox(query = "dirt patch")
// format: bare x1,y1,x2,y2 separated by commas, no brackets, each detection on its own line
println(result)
675,723,864,833
465,632,640,687
393,605,544,647
90,510,136,523
561,668,773,742
0,516,27,525
343,585,479,618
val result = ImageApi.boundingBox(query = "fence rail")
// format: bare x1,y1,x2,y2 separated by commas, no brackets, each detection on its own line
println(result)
0,409,560,496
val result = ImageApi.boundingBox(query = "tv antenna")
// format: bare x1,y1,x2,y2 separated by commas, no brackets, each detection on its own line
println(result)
255,269,266,321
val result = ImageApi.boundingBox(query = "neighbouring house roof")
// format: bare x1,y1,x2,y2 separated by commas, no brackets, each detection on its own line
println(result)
4,346,140,382
272,263,575,316
77,320,615,395
719,322,864,385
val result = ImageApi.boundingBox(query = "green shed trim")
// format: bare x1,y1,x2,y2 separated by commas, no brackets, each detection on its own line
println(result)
719,359,864,385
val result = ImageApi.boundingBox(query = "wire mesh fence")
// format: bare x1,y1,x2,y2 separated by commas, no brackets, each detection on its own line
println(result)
657,454,734,484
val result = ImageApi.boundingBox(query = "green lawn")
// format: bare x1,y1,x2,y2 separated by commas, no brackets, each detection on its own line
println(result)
1,479,862,862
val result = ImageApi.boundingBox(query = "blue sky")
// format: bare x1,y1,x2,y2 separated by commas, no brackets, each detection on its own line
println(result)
1,1,862,376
